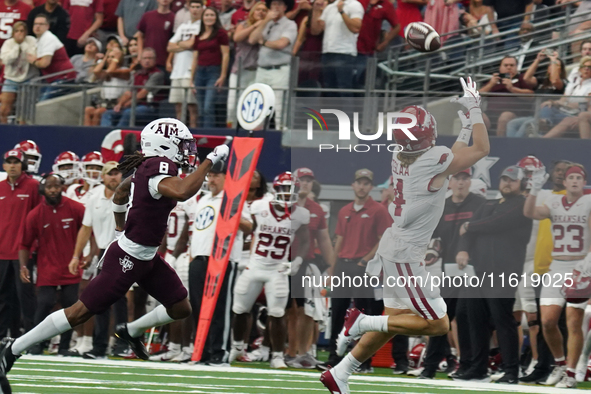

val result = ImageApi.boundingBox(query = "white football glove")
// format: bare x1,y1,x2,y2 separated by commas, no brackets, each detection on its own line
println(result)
279,257,303,276
456,110,473,144
527,166,549,196
450,76,481,112
207,144,229,165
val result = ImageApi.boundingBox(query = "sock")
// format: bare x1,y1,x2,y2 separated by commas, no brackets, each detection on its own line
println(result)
272,351,283,359
12,310,71,355
232,340,245,350
126,305,174,338
333,353,361,381
168,342,180,352
82,336,93,348
567,368,576,378
555,356,566,366
358,315,389,333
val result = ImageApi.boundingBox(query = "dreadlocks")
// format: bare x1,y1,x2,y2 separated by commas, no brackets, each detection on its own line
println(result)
118,151,147,175
397,150,427,167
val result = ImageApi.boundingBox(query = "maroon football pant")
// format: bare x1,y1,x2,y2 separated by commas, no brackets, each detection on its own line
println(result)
80,242,188,315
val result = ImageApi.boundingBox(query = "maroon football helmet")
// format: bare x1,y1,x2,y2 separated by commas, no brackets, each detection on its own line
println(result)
393,106,437,153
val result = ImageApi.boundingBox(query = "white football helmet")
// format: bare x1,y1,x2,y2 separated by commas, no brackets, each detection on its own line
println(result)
141,118,197,167
80,151,105,186
14,140,42,174
52,151,80,185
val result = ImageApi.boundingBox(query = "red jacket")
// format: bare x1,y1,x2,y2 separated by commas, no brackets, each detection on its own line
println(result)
0,173,41,260
20,196,84,286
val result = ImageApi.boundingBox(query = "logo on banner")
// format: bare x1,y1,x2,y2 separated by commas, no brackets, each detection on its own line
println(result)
304,108,417,153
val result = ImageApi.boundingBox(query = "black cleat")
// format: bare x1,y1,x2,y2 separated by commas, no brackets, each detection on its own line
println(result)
0,371,11,394
0,338,18,375
114,324,149,360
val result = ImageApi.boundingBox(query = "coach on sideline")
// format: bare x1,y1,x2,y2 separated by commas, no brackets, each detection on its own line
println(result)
19,173,85,355
69,162,126,359
455,165,532,383
0,149,40,338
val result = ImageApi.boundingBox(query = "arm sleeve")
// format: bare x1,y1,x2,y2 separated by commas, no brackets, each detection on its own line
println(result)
385,2,398,27
75,201,85,228
37,35,61,58
115,0,124,17
148,174,172,199
281,21,297,44
319,6,328,22
317,207,327,230
334,208,346,236
170,26,183,43
137,14,147,33
82,198,93,227
218,29,229,45
348,1,364,19
20,210,38,251
457,203,486,252
467,198,531,235
94,0,104,14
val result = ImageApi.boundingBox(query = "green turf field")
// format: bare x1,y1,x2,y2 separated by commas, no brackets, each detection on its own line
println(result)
8,355,591,394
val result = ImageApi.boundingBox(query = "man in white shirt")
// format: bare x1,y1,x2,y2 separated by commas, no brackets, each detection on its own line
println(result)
311,0,363,97
167,0,203,128
187,161,252,365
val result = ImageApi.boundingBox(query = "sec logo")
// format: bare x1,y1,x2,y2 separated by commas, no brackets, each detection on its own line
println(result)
241,90,264,123
195,206,216,230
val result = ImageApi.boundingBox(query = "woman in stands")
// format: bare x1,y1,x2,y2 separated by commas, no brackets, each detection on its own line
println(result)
541,55,591,138
190,7,230,128
227,1,268,128
0,22,38,124
84,47,129,126
506,49,568,137
292,0,325,89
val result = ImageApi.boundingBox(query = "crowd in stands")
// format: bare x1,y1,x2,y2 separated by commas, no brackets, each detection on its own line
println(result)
0,0,591,136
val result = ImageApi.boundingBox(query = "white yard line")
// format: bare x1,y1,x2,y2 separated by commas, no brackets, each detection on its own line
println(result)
18,355,590,394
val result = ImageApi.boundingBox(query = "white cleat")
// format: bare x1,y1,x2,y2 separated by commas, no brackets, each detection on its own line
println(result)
229,346,247,363
245,345,270,362
320,369,350,394
170,347,192,363
336,308,365,357
270,354,288,369
540,365,566,386
555,374,577,388
149,348,181,362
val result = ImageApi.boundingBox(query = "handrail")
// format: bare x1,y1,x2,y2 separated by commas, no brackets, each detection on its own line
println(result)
30,67,76,83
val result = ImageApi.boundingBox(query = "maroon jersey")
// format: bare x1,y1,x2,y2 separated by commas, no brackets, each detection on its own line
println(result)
124,156,178,247
0,0,32,47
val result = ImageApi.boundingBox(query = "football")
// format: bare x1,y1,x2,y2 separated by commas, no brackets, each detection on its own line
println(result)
404,22,441,52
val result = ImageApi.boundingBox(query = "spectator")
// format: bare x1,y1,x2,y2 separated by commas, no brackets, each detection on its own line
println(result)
71,37,101,83
459,0,496,38
355,0,399,88
19,173,84,356
479,55,534,136
171,0,184,12
514,23,538,71
62,0,104,57
136,0,175,68
506,50,567,137
27,0,70,44
455,166,532,383
424,0,459,45
210,0,243,12
317,169,391,372
530,0,549,22
542,56,591,138
190,7,229,128
421,169,486,379
105,34,124,52
311,0,363,97
250,0,297,129
567,39,591,81
484,0,533,35
99,0,119,37
173,0,192,31
84,47,129,125
100,47,164,127
0,149,40,339
293,0,324,89
286,0,311,25
218,0,236,30
29,14,76,101
227,1,267,128
126,36,139,68
167,0,202,128
0,0,32,49
396,0,425,40
115,0,156,46
0,21,38,124
231,0,257,26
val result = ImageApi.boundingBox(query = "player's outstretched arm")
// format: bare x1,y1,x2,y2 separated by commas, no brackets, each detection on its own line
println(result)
444,77,490,176
159,144,229,201
524,167,551,220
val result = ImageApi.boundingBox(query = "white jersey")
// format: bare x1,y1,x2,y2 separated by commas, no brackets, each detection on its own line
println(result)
545,194,591,258
377,146,454,263
166,203,187,253
249,200,310,267
65,183,97,205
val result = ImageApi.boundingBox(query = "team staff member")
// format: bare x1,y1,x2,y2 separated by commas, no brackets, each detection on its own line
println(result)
19,174,85,356
188,161,252,365
421,168,486,379
286,167,333,368
68,162,125,359
456,166,533,383
319,168,391,371
0,149,40,338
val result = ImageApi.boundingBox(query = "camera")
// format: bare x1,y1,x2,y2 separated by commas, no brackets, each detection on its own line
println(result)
544,49,554,57
499,73,510,79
